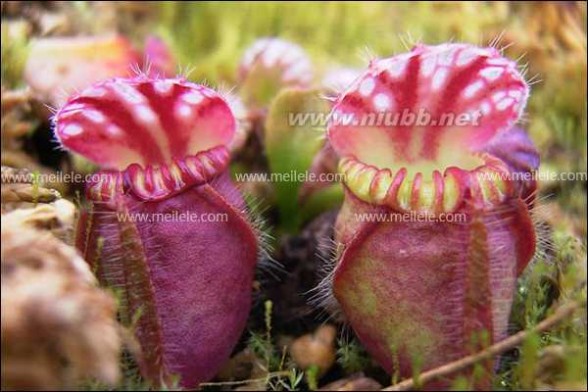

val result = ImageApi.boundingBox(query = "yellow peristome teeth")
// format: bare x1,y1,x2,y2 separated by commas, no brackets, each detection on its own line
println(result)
169,162,185,188
132,170,147,196
475,171,493,204
350,167,376,201
339,157,354,173
494,176,507,195
86,172,123,202
200,154,216,173
340,159,362,183
151,168,166,192
370,169,393,203
417,180,436,212
338,154,516,215
340,159,362,196
106,177,115,197
489,168,508,199
340,158,392,204
442,173,460,212
184,157,203,182
88,182,101,200
396,177,413,211
474,167,508,206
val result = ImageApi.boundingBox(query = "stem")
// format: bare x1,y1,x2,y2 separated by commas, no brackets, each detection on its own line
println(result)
197,371,292,387
382,301,582,391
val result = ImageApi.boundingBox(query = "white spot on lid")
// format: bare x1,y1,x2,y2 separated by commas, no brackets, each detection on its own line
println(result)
373,93,391,111
486,58,510,67
62,123,83,136
388,59,407,78
432,68,448,90
373,58,393,73
480,66,504,81
497,98,514,111
182,91,204,104
106,125,123,137
508,90,523,100
463,80,484,99
437,48,456,66
492,91,507,103
154,79,174,95
359,77,375,96
135,105,157,124
112,83,146,104
176,103,192,118
83,87,107,98
421,56,436,77
84,109,106,123
456,49,478,67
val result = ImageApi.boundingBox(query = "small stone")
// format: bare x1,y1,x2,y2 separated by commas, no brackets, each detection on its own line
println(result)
289,324,337,375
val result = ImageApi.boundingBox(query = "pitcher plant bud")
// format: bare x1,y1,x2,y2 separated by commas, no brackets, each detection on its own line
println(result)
238,37,313,111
